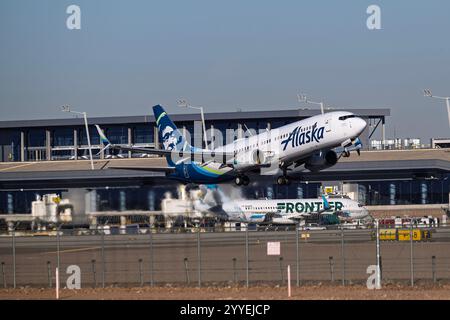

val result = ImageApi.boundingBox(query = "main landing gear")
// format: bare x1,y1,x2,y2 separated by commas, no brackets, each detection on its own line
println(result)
276,175,290,185
235,175,250,186
277,166,291,185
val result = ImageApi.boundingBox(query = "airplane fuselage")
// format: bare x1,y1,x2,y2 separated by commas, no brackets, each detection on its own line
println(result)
222,197,369,224
169,111,366,184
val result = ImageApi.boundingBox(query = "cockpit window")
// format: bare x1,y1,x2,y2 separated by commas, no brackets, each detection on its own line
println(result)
339,115,356,120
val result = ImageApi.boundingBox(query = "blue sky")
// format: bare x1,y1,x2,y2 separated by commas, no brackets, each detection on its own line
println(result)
1,0,449,141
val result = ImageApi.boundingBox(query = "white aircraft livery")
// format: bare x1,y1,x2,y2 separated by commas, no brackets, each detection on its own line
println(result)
214,195,370,224
97,105,366,185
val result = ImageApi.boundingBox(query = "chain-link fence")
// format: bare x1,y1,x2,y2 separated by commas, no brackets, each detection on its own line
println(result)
1,227,450,288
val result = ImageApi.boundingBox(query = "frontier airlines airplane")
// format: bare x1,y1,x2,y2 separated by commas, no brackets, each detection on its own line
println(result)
97,105,366,186
204,195,370,224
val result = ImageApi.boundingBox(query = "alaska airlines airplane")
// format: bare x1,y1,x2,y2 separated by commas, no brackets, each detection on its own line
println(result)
208,195,370,224
96,105,366,186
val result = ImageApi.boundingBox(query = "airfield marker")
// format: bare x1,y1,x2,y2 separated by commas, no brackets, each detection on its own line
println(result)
56,267,60,300
287,265,291,298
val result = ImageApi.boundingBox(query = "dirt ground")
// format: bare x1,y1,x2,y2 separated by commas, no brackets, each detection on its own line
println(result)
1,283,450,300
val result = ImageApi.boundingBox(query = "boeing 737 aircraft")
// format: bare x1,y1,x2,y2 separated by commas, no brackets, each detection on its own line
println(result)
204,195,370,224
97,105,366,186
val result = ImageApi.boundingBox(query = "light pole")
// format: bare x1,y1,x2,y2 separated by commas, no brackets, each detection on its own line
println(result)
298,93,325,115
177,99,208,149
61,106,95,170
424,89,450,128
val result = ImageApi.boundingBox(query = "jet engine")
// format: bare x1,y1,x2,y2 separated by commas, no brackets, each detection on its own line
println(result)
251,149,267,165
304,150,338,172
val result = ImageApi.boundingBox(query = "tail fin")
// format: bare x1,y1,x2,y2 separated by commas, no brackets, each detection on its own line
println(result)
153,105,191,152
95,125,111,155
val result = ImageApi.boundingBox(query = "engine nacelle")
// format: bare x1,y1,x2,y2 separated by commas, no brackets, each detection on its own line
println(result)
251,149,267,165
304,150,338,172
232,149,273,171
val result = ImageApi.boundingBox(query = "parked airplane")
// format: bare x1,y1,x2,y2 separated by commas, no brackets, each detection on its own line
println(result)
96,104,366,185
203,194,370,224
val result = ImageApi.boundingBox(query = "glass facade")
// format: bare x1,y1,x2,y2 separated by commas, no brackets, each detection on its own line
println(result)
269,119,291,129
176,122,194,146
96,187,171,211
0,178,448,215
0,130,20,162
211,121,239,145
356,177,450,205
241,182,322,200
78,127,100,145
0,190,64,214
103,126,128,145
27,128,46,147
52,127,74,146
133,124,154,144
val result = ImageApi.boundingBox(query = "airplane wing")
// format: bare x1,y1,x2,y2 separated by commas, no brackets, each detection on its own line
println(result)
283,212,311,219
95,125,235,162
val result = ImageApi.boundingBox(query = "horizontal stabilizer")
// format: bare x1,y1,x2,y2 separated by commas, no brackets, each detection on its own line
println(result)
108,166,176,173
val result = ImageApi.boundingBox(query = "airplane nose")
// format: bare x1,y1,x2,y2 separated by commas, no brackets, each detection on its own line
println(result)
353,117,367,134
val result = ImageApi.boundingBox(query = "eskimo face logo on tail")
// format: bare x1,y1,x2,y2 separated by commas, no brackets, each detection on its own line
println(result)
281,122,325,151
161,126,180,151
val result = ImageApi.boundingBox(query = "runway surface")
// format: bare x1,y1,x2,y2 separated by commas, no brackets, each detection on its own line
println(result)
1,228,450,287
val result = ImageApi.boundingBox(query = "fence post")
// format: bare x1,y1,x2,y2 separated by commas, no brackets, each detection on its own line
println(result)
1,262,6,288
245,226,249,288
149,226,154,287
56,227,61,290
197,229,201,288
341,226,345,286
91,259,96,288
432,256,436,283
287,265,291,298
279,257,284,285
138,258,143,287
12,230,16,289
296,225,299,286
183,258,190,284
47,261,52,288
380,256,383,282
232,258,237,283
329,256,334,282
101,229,105,288
410,220,414,287
375,218,382,288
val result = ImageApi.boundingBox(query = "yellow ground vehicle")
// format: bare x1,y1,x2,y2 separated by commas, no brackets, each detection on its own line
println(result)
378,228,431,241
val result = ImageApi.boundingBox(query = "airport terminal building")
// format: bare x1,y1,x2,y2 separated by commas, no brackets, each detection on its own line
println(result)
0,107,449,219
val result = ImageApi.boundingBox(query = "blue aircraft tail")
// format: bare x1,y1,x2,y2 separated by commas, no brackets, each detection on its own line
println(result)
153,104,193,158
153,105,194,166
321,195,331,211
